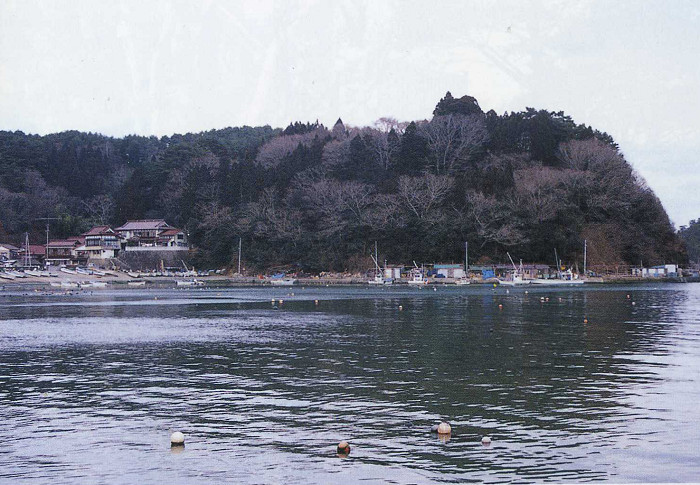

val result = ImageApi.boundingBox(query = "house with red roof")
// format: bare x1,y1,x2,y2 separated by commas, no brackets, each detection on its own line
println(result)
46,239,81,266
74,226,121,260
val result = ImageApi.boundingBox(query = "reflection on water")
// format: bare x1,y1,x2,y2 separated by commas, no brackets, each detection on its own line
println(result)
0,284,699,483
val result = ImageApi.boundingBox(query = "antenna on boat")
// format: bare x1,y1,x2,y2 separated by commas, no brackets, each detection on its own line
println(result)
506,252,517,272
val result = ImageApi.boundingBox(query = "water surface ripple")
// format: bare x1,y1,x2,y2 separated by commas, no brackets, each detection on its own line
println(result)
0,284,698,483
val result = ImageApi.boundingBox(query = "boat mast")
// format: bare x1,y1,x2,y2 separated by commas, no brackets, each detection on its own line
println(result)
583,239,587,276
374,241,380,276
237,237,242,275
554,248,562,278
465,241,469,274
24,232,30,267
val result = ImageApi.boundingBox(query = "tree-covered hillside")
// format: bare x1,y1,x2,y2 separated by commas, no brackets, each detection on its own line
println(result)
679,220,700,264
0,92,685,271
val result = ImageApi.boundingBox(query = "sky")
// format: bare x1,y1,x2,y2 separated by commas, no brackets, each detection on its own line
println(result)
1,0,699,227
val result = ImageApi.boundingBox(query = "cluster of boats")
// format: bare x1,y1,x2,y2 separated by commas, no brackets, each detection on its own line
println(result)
367,246,586,287
49,281,109,289
0,269,53,280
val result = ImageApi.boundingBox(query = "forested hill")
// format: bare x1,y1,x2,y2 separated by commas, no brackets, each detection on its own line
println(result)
0,92,685,271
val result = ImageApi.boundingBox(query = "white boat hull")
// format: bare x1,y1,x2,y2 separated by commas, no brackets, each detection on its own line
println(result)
269,279,296,286
531,279,584,285
498,279,531,286
177,280,204,287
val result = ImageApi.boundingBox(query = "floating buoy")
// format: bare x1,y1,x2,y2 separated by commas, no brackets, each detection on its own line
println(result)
558,297,562,302
437,422,451,435
399,305,403,311
506,289,510,294
433,287,437,291
481,436,492,446
279,299,284,304
525,290,528,294
498,304,503,310
314,299,319,305
337,441,350,455
493,283,497,288
545,297,549,302
170,431,185,447
627,294,630,299
632,301,636,306
271,299,276,303
583,317,588,324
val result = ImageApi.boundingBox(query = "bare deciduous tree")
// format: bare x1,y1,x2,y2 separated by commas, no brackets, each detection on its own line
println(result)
465,190,526,248
82,194,115,225
373,117,409,134
397,174,454,220
256,129,327,168
422,114,488,174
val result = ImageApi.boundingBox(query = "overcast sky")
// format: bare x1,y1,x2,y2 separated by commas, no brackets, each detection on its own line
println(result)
1,0,698,227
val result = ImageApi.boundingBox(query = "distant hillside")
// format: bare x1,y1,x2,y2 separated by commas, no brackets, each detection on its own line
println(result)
0,92,685,271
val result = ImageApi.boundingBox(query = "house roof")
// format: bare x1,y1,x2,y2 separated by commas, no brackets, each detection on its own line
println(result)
159,228,183,236
28,245,46,255
115,219,171,231
0,243,19,250
82,225,116,236
47,239,80,248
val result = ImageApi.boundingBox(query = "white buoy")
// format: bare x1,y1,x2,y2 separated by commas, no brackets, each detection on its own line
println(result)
315,299,319,305
525,290,528,294
632,301,636,306
170,431,185,447
481,436,492,446
437,422,451,435
399,305,403,311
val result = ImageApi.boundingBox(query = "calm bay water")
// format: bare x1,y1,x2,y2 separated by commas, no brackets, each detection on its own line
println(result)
0,283,699,483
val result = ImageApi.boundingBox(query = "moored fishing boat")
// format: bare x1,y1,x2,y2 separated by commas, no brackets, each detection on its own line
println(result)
368,242,393,285
269,277,297,286
407,268,429,285
498,253,531,286
84,281,108,288
176,279,204,287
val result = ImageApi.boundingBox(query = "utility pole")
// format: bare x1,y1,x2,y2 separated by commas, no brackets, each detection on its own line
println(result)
35,217,59,267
